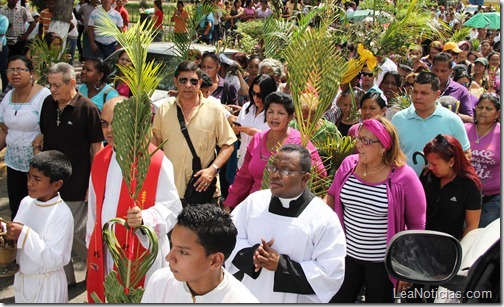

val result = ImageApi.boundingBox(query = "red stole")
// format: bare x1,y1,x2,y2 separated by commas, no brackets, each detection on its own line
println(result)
86,144,164,303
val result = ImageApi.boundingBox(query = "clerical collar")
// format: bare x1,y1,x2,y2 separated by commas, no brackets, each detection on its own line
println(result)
278,192,304,208
268,189,315,218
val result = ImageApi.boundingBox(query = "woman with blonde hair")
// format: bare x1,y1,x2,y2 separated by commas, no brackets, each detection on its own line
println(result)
326,117,426,303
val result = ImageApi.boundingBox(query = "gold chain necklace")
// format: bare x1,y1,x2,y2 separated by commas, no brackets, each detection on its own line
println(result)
363,163,387,177
475,124,495,144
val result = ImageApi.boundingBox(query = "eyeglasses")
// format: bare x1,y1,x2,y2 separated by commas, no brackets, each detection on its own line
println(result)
460,46,469,51
100,119,112,128
251,91,261,97
460,81,471,88
7,68,29,74
267,165,307,176
47,82,67,89
361,72,374,77
355,136,381,146
428,134,452,157
178,78,199,86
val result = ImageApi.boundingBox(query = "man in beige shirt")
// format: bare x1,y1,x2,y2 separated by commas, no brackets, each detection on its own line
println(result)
152,61,237,205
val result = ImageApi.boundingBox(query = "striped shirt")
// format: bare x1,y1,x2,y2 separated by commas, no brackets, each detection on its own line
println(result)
341,174,388,262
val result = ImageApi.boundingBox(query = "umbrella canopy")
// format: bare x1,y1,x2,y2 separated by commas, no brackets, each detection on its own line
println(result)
347,9,393,24
463,12,500,29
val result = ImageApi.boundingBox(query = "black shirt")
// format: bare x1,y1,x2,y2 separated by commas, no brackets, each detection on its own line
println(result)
420,171,482,240
40,92,104,201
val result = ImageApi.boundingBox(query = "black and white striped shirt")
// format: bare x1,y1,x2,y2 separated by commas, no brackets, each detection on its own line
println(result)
341,174,389,262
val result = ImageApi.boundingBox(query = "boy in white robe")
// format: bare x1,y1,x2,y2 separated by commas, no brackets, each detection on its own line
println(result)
225,144,347,303
3,150,73,303
141,204,259,303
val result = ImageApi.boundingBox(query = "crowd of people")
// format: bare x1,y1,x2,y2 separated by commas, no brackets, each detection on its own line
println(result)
0,0,500,303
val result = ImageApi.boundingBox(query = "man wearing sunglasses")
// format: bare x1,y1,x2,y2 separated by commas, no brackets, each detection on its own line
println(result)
225,144,345,303
392,71,471,176
152,61,237,206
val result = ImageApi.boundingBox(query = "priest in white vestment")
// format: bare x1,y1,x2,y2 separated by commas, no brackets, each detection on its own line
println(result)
225,144,347,303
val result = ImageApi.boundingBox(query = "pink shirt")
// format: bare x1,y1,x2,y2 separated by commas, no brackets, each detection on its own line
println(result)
465,123,501,196
223,128,326,208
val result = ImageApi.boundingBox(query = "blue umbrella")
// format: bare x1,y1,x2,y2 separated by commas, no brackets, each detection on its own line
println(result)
463,12,500,30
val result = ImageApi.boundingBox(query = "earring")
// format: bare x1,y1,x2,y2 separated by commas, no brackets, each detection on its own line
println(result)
94,82,102,91
449,164,453,168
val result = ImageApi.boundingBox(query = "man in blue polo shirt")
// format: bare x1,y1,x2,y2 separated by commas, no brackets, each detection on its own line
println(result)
431,52,473,123
392,71,470,176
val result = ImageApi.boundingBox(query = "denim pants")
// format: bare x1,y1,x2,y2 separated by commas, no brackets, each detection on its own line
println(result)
479,194,500,228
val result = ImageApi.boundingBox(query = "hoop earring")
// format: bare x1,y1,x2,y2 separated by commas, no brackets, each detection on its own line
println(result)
94,82,102,91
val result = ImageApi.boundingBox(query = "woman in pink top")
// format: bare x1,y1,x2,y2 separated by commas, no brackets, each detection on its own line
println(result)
241,0,256,21
464,93,500,227
223,92,326,212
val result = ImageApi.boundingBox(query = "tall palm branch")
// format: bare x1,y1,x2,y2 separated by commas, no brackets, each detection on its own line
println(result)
89,11,167,303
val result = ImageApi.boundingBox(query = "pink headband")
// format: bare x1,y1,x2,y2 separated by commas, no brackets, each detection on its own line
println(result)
361,119,392,150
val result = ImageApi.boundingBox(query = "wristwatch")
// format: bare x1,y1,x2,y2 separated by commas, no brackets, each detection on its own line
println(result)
211,164,220,174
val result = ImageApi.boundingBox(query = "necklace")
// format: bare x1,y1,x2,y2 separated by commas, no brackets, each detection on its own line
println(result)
475,123,496,144
56,96,75,126
13,85,34,116
363,163,387,177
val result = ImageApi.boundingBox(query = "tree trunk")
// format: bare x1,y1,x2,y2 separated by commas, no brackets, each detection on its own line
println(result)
49,0,74,39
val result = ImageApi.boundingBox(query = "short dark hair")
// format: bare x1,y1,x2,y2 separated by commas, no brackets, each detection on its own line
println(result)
85,57,110,83
478,93,500,111
7,55,33,72
432,52,454,68
360,91,387,109
197,69,212,88
264,92,295,116
414,71,440,92
174,61,200,78
175,204,237,260
30,150,72,184
380,71,403,89
277,144,312,173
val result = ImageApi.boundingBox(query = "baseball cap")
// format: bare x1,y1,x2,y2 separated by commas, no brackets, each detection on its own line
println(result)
474,57,489,67
443,42,462,53
32,12,40,17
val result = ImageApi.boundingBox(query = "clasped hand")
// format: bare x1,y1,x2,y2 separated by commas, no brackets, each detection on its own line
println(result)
253,238,279,272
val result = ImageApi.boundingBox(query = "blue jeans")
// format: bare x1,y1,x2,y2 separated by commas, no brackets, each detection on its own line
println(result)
67,37,77,66
479,194,500,228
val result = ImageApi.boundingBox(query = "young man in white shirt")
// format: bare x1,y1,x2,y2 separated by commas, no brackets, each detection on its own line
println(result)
141,204,259,303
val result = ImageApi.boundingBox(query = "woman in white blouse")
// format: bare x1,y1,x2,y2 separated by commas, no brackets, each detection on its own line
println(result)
233,74,277,169
0,55,51,219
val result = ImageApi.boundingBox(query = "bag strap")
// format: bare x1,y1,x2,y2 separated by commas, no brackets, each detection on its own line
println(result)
103,87,114,105
176,104,202,171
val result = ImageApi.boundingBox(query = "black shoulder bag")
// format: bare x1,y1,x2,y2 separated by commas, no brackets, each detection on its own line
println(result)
176,105,217,205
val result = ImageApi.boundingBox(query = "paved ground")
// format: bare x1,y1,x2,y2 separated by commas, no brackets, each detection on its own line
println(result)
0,60,88,303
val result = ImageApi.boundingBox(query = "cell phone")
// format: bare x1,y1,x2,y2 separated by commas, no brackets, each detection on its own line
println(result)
232,121,242,126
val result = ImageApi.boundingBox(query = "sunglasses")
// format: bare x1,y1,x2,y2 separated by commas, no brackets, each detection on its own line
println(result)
251,91,261,97
361,72,374,77
178,77,199,86
460,46,469,51
428,134,453,157
460,81,471,88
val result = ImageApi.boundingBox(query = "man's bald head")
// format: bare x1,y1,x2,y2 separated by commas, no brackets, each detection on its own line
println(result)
101,96,128,146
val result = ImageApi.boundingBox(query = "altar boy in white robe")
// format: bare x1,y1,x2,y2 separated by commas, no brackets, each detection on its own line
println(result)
4,150,73,303
225,144,346,303
141,204,259,303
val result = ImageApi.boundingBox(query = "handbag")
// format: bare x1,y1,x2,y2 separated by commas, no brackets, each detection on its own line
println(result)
176,105,217,205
